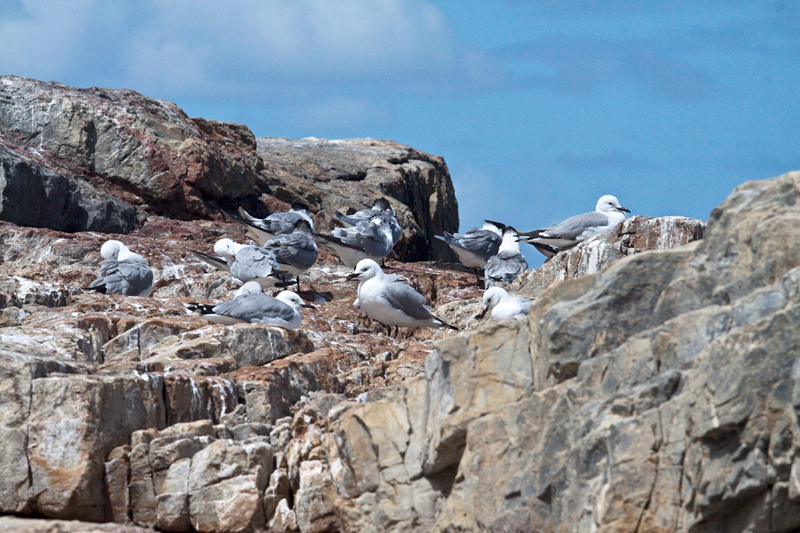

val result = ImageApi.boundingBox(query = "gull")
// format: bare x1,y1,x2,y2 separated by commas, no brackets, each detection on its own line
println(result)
517,195,630,258
231,202,315,242
260,219,319,290
318,217,394,269
86,240,153,296
485,227,529,288
186,282,315,329
347,259,458,337
476,287,531,321
334,198,402,246
434,220,504,285
191,239,286,289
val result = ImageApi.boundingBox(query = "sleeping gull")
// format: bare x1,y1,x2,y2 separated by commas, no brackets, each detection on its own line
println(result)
191,239,287,289
86,240,153,296
186,282,315,329
485,226,529,288
346,259,458,337
318,217,394,269
476,287,531,321
517,195,630,258
434,220,504,285
232,202,315,242
334,198,402,246
260,219,319,291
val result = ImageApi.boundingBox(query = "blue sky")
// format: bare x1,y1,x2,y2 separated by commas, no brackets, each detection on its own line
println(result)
1,0,798,266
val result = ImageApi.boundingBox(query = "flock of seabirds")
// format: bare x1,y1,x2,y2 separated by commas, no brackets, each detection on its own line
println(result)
86,194,630,336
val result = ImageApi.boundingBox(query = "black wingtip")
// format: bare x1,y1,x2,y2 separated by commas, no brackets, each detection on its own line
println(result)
484,219,506,230
291,202,311,212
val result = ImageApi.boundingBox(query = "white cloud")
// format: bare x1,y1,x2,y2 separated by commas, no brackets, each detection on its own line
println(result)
0,1,504,95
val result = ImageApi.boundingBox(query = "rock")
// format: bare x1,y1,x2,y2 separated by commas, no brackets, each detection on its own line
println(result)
325,171,800,532
257,137,459,262
0,76,267,226
511,214,706,300
0,516,152,532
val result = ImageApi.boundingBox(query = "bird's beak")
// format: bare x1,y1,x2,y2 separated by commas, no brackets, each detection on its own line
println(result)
618,206,631,213
301,301,317,309
346,273,360,281
475,307,489,320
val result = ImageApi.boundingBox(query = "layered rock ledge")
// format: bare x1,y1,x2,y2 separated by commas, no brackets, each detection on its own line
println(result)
0,76,457,261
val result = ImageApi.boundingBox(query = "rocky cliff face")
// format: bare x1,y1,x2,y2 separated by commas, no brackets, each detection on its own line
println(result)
2,76,794,533
330,172,800,532
0,77,457,262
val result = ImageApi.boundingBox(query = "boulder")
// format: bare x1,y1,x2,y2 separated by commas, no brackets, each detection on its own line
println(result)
329,171,800,532
0,76,266,226
256,137,459,262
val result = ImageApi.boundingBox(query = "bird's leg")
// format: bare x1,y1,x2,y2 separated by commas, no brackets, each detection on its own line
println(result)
296,276,301,292
474,268,483,289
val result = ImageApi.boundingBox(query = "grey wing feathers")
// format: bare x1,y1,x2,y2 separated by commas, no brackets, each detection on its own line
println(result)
334,211,366,227
453,230,501,258
264,233,318,270
540,212,610,239
94,258,153,296
485,252,528,287
230,247,279,280
382,281,434,321
212,294,294,323
237,208,300,237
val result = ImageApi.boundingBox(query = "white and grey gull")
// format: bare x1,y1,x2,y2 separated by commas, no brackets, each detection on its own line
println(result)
334,198,402,246
231,202,315,242
191,239,287,289
186,282,315,329
318,216,394,269
476,287,531,321
434,220,504,284
517,195,630,258
260,219,319,290
86,240,154,297
347,259,458,337
484,226,529,288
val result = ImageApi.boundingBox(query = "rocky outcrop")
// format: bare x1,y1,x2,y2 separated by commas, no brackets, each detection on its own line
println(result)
329,171,800,532
0,77,458,261
0,76,266,228
510,214,706,300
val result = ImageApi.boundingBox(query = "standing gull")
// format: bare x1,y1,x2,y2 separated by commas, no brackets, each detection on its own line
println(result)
347,259,458,337
318,217,394,269
87,240,154,297
334,198,402,246
260,219,319,291
186,282,315,329
191,239,286,289
517,195,630,258
484,226,529,288
476,287,531,321
434,220,504,285
232,202,315,242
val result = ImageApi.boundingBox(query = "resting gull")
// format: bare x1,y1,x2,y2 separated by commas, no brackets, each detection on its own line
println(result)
232,202,315,242
347,259,458,337
485,226,529,288
334,198,402,246
86,240,153,297
186,282,315,329
260,219,319,290
517,195,630,258
434,220,504,284
191,239,286,289
476,287,531,321
318,217,394,269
